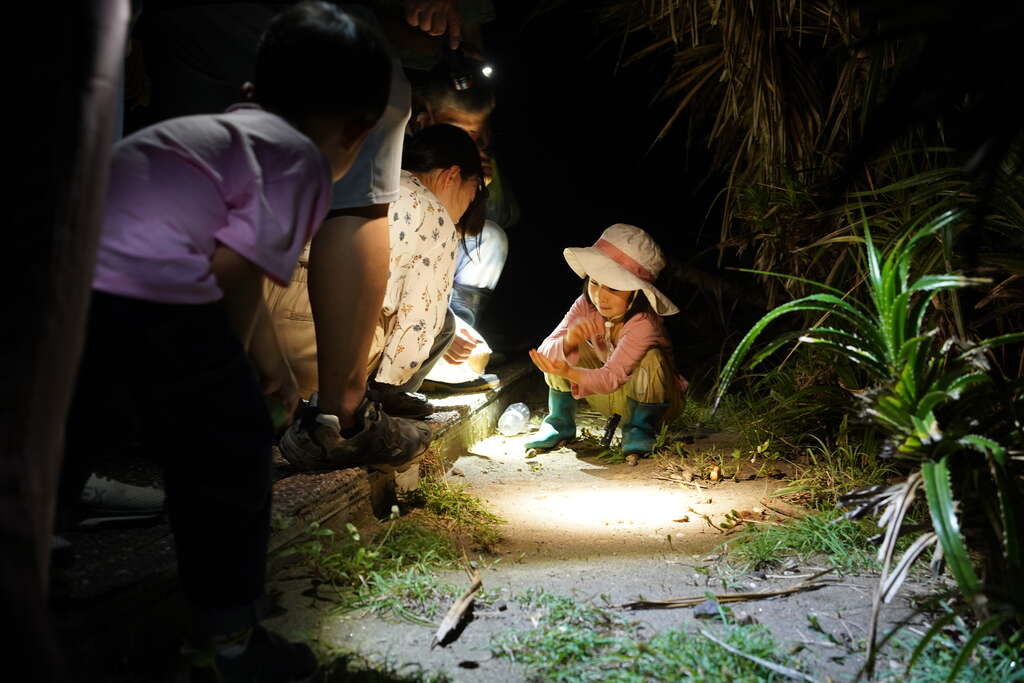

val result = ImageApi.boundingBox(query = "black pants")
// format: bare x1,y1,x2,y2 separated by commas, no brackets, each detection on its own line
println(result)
62,292,273,637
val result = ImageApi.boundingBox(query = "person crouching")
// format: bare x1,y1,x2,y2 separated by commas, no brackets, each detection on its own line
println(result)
526,224,688,456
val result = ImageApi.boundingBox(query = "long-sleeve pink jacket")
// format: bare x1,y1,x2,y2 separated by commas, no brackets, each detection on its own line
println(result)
536,295,678,398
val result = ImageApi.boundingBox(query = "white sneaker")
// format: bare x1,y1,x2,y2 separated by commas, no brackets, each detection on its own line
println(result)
78,474,165,528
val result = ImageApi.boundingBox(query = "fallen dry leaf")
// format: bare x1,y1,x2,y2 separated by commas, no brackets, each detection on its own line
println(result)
709,465,720,482
431,569,482,649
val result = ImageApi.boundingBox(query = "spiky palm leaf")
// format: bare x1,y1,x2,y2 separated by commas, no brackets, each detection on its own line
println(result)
713,211,1023,677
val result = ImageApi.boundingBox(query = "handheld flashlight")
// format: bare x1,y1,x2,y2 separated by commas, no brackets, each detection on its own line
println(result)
447,47,473,91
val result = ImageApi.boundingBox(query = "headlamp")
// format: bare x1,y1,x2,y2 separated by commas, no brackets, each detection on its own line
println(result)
447,49,495,91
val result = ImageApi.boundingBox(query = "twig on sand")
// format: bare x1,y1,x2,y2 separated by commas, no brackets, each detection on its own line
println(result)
431,568,482,649
760,497,810,519
617,567,838,610
699,629,817,682
653,474,707,489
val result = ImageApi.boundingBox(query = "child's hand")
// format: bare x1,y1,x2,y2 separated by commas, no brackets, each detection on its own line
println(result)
563,319,603,354
444,328,482,365
529,349,569,378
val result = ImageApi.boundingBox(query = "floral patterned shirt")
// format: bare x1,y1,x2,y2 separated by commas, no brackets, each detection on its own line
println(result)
375,171,459,385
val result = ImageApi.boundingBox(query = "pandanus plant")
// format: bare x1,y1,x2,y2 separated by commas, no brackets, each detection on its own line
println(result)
713,209,1023,677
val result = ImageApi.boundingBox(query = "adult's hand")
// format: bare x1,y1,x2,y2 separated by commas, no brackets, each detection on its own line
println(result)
444,327,482,364
404,0,462,49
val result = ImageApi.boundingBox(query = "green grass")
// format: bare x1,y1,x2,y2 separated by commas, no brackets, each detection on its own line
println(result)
282,475,505,623
491,590,804,682
773,432,899,509
881,623,1023,682
282,516,462,623
727,511,879,572
399,477,505,550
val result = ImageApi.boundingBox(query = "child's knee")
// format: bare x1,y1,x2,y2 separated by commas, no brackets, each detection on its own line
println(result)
626,348,674,404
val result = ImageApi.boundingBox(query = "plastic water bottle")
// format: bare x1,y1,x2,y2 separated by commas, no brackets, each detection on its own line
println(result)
497,402,530,436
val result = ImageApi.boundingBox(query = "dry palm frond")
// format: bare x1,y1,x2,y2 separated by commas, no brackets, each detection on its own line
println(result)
618,566,837,610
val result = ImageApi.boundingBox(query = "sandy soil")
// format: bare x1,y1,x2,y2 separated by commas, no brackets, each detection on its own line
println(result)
267,423,938,682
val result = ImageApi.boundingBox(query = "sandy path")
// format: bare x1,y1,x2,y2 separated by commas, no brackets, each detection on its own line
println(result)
456,430,775,559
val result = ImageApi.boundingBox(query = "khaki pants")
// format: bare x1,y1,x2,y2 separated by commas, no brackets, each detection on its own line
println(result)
545,344,680,422
265,265,395,398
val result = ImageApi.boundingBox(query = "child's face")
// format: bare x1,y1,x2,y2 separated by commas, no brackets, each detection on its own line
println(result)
588,279,634,320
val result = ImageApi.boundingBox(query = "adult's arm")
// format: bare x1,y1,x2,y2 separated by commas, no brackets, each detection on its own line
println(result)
307,206,390,429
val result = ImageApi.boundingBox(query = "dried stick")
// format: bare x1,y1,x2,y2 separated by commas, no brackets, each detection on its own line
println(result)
618,567,837,610
759,497,811,519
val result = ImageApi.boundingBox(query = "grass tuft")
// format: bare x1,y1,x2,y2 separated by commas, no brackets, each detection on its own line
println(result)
281,515,461,623
773,433,899,510
399,477,505,550
881,622,1023,682
492,590,804,682
727,511,879,572
282,475,504,622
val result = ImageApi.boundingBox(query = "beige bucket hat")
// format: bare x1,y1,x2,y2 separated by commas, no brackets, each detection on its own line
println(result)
563,224,679,316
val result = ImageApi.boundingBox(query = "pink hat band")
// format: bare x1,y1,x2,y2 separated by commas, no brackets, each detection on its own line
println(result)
595,238,655,283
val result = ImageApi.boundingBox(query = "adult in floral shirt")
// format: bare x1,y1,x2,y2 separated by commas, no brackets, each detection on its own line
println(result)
268,124,485,453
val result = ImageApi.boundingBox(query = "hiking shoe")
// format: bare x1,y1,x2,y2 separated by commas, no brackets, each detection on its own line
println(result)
420,373,500,394
186,625,318,683
278,396,430,473
77,474,165,528
367,382,434,420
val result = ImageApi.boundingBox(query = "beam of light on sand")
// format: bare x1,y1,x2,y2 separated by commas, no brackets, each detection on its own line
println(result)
501,485,696,531
467,435,697,532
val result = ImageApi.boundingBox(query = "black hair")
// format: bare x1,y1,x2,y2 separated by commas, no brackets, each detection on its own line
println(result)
254,1,391,129
581,276,656,322
403,124,488,237
419,61,496,116
402,123,484,179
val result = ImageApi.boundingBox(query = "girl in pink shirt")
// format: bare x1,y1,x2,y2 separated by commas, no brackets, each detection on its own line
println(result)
527,224,688,456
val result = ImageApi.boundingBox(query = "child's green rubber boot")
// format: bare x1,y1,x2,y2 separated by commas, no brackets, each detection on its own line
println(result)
621,398,670,455
524,388,577,450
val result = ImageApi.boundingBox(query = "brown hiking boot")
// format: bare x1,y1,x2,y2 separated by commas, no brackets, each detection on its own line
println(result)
278,396,430,473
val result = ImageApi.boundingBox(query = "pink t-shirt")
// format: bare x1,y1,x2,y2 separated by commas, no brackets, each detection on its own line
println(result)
93,104,331,304
537,295,678,397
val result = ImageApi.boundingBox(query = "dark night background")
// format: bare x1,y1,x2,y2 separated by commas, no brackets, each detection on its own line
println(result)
477,2,749,389
120,0,762,389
